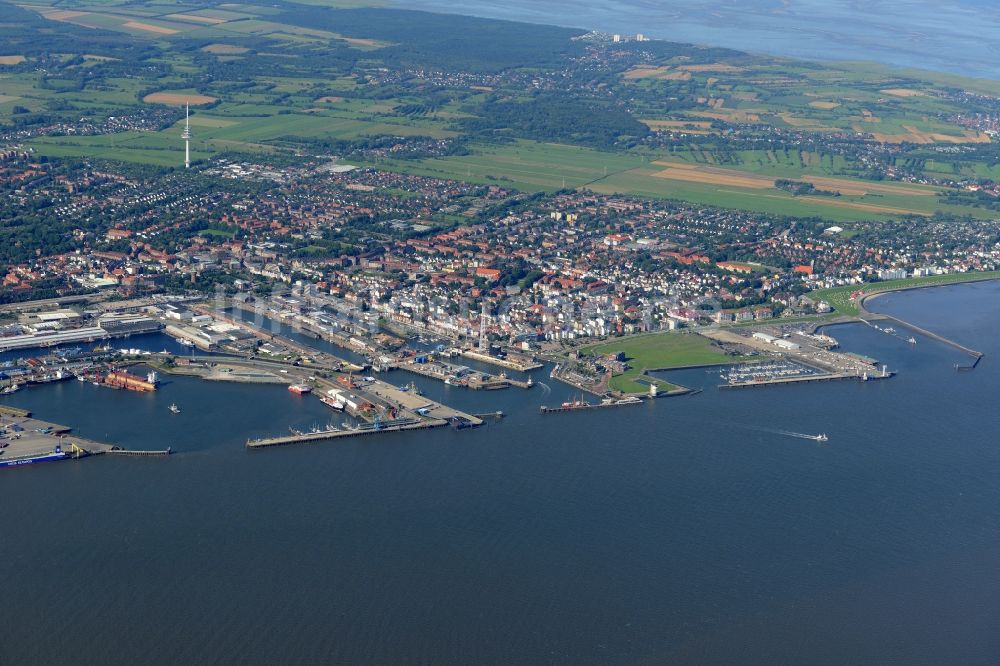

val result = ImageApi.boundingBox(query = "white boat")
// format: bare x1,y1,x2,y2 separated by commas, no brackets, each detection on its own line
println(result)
1,384,21,394
169,403,180,414
813,433,828,442
320,395,345,410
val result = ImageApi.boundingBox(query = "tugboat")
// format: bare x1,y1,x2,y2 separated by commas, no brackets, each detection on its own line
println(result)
169,403,181,414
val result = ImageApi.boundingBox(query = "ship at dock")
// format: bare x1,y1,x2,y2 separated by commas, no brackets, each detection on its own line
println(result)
0,449,71,468
288,384,312,395
539,395,643,414
103,369,158,392
320,392,346,410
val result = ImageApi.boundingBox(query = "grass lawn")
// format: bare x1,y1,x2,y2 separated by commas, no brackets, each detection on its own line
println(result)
582,331,746,394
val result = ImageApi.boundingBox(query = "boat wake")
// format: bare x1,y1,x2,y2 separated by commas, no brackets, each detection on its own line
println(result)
535,381,552,395
748,426,829,442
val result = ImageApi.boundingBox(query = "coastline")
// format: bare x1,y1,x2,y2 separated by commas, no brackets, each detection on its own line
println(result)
857,275,1000,314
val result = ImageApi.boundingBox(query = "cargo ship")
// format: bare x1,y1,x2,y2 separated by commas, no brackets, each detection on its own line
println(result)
288,384,312,395
103,370,158,392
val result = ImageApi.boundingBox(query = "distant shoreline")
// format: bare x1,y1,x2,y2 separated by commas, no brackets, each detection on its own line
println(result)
393,0,1000,81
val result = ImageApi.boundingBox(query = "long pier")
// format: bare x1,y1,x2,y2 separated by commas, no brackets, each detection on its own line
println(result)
246,418,443,449
720,371,892,390
540,398,643,414
876,314,983,364
104,447,172,457
858,291,984,365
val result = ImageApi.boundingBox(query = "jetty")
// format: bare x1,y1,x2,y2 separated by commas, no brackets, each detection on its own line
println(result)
540,397,643,414
720,370,892,390
104,446,172,457
246,418,443,448
877,314,983,366
858,291,984,366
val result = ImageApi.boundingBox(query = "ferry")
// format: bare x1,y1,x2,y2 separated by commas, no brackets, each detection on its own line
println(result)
288,384,312,395
0,447,70,468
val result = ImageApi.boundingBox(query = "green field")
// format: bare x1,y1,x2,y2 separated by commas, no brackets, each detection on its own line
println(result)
581,332,746,394
809,271,1000,315
371,141,989,221
6,0,1000,222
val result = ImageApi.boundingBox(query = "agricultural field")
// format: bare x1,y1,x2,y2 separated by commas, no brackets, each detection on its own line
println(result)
5,0,1000,223
627,55,997,141
368,141,648,191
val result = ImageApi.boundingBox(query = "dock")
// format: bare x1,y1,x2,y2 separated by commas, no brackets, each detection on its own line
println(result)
719,371,892,390
877,314,984,364
0,414,115,467
104,447,172,457
540,397,643,414
858,290,985,366
460,348,543,372
246,418,443,448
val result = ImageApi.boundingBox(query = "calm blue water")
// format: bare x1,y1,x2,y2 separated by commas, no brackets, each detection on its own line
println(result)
396,0,1000,80
3,281,1000,664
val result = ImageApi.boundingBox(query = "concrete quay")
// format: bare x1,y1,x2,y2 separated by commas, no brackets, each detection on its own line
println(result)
719,370,892,390
460,348,543,372
246,418,444,448
0,413,115,466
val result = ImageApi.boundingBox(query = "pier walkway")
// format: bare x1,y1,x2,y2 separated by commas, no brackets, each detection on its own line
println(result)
857,291,984,365
246,418,443,448
720,370,892,390
874,314,983,363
